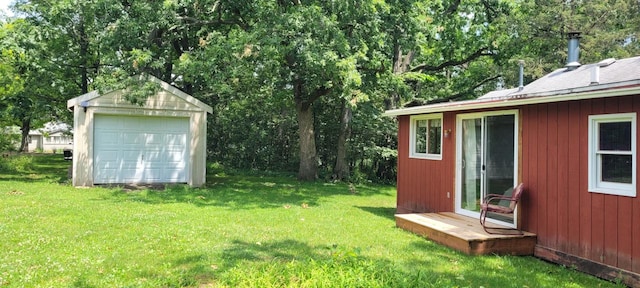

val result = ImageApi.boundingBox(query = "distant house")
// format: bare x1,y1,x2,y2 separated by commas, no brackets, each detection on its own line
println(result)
385,34,640,286
5,122,73,152
27,122,73,152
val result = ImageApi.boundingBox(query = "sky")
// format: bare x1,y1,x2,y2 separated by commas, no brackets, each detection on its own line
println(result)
0,0,13,17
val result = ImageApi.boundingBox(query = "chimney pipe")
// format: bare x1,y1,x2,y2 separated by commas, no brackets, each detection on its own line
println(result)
566,32,581,70
518,60,524,91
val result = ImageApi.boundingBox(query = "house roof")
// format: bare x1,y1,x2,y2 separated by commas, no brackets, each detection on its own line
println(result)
4,122,71,136
29,122,71,135
67,75,213,114
384,56,640,117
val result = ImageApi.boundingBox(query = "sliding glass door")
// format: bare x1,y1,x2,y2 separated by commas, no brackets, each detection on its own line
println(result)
456,111,518,227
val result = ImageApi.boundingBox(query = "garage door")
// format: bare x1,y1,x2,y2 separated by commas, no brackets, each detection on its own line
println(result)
93,115,189,184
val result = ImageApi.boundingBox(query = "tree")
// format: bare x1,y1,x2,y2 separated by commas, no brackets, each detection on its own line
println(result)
4,0,639,182
170,0,521,181
502,0,640,84
0,19,64,152
179,1,377,181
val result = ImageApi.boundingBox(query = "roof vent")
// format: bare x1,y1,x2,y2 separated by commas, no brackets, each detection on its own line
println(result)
566,32,581,71
597,58,616,67
590,66,600,85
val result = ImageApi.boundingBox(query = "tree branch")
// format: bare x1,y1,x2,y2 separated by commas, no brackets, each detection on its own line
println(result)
308,85,332,105
444,0,462,16
410,47,492,72
584,11,610,35
356,62,386,73
426,74,501,104
175,16,246,29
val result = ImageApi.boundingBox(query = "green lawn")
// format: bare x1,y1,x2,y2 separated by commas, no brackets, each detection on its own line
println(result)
0,154,621,287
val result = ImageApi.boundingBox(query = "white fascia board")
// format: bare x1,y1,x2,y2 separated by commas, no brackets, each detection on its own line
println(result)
67,90,100,109
384,85,640,117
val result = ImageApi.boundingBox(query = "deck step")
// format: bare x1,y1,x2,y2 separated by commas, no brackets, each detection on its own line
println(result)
396,212,537,255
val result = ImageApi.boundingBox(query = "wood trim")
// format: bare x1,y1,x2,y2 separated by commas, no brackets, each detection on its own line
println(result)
535,245,640,287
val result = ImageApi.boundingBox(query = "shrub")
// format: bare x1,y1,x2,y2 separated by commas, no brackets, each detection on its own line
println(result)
0,132,19,153
0,154,35,173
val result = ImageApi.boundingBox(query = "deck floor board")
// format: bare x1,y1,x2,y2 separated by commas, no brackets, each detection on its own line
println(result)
396,212,537,255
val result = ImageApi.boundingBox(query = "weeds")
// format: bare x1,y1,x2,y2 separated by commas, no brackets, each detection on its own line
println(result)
0,154,34,173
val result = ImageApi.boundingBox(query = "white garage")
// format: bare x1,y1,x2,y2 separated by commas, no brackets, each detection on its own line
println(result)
67,75,212,187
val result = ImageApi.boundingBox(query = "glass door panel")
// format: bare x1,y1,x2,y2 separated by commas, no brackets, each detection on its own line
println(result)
485,115,515,198
484,115,516,223
461,118,482,212
457,112,517,227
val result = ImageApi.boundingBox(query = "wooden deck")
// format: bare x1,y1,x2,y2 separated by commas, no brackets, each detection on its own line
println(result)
396,212,537,255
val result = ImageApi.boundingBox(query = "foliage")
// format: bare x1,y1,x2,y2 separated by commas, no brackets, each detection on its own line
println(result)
503,0,640,84
0,129,19,152
0,154,623,287
0,17,72,151
2,0,639,181
0,154,34,173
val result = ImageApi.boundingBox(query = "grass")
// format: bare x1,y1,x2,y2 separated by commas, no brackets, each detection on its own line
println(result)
0,154,623,287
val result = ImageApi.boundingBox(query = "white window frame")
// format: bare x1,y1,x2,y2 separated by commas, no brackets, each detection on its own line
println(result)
588,113,636,197
409,113,443,160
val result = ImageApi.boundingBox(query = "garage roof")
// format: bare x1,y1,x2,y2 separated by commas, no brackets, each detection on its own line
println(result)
67,75,213,114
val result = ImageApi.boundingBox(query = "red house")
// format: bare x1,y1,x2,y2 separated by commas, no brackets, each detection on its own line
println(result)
385,41,640,285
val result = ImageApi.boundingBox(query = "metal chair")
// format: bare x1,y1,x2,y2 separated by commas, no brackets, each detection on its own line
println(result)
479,183,524,234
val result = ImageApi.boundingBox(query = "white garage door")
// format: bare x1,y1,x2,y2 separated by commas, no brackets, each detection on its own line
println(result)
93,115,190,184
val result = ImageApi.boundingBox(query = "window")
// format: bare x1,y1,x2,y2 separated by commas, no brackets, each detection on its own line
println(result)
410,114,442,160
588,113,636,197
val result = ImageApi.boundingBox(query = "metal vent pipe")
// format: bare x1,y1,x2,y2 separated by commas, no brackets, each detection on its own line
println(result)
518,60,524,91
566,32,581,70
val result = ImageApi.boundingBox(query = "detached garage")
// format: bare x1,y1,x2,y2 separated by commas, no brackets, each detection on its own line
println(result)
67,75,212,187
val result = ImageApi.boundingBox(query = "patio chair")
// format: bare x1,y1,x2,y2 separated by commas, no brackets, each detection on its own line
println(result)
479,183,524,235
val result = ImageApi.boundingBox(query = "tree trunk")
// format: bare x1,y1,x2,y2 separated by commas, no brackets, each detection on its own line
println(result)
295,99,318,181
18,118,31,153
333,99,352,180
78,16,90,94
385,40,414,110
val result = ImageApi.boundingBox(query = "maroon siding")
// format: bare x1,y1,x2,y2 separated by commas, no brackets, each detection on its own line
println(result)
520,95,640,274
396,114,455,213
556,101,569,253
396,94,640,275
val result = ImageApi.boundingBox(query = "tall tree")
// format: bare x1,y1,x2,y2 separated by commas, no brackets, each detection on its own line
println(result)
503,0,640,84
15,0,111,95
5,0,639,182
180,1,377,181
0,19,63,152
381,0,518,107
